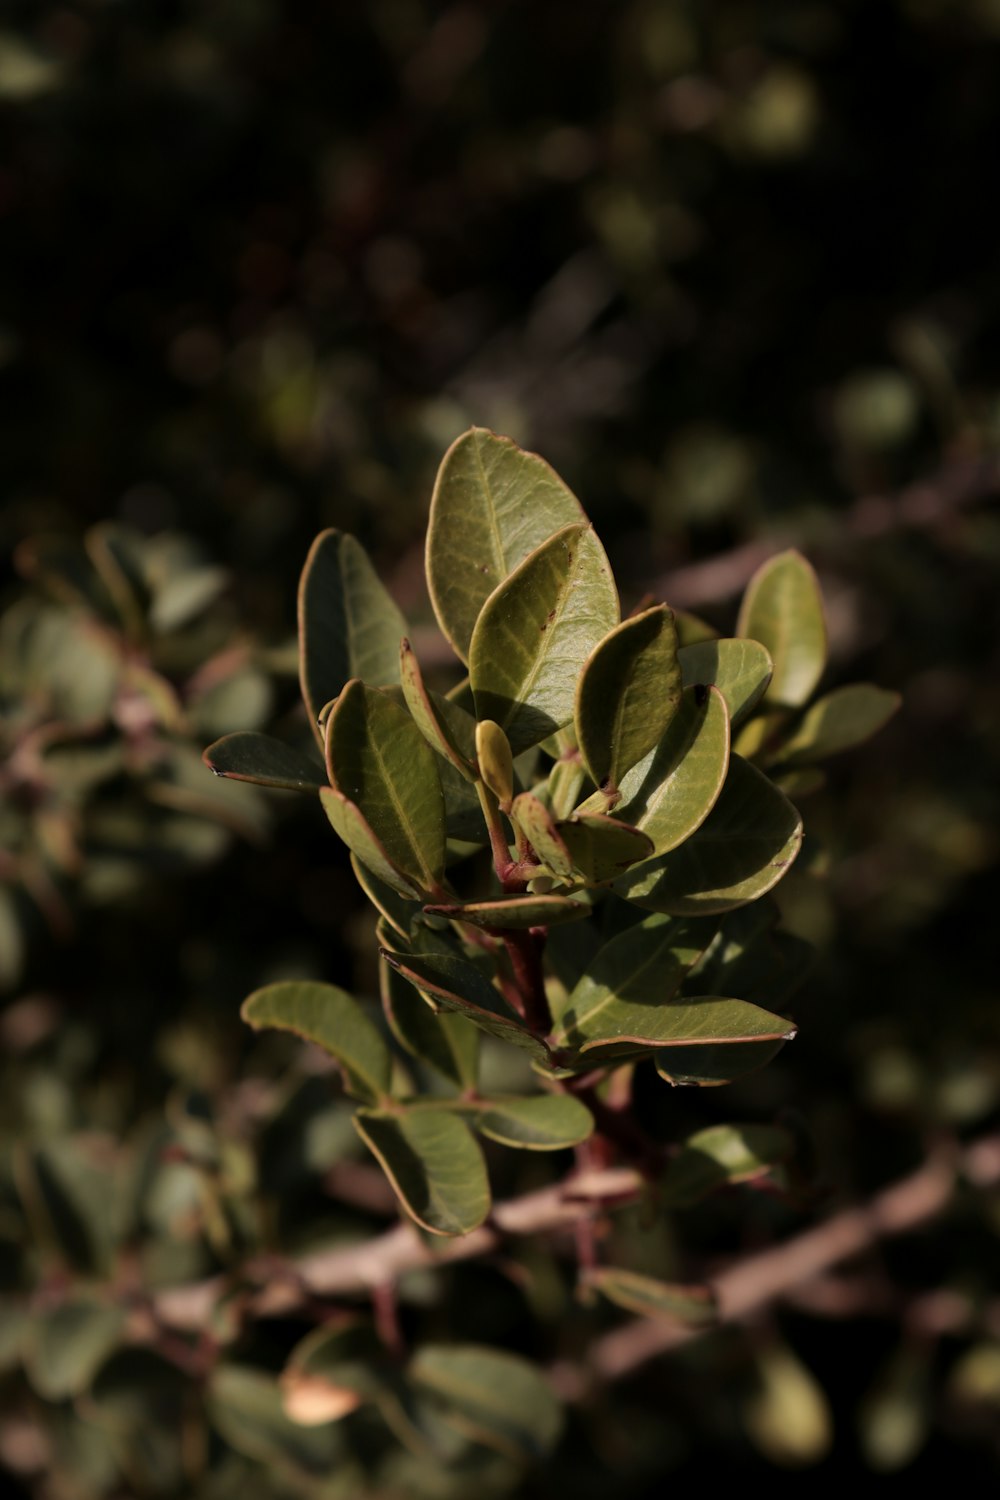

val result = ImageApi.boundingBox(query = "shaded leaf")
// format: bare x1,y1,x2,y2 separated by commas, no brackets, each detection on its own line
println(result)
321,787,423,899
616,755,802,915
662,1122,794,1206
381,947,551,1063
552,912,711,1046
208,1365,342,1473
203,731,327,792
425,894,590,930
472,1092,593,1149
242,981,392,1105
298,530,407,738
655,1039,786,1087
575,606,681,794
408,1343,563,1462
469,523,619,755
603,686,730,857
325,679,447,896
351,853,422,940
558,814,654,883
678,638,773,727
589,1268,717,1325
426,428,586,663
23,1299,126,1400
510,791,572,878
772,683,901,765
381,955,479,1090
354,1108,490,1236
737,550,827,708
400,638,477,780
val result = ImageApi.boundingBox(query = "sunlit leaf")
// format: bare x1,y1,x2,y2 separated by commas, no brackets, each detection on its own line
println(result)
426,428,586,663
771,683,901,765
662,1122,794,1206
425,894,589,929
737,550,827,708
400,638,477,780
475,719,515,808
678,639,773,727
558,814,654,883
469,523,619,755
242,981,392,1104
575,606,681,794
354,1108,490,1236
472,1092,593,1149
742,1345,832,1466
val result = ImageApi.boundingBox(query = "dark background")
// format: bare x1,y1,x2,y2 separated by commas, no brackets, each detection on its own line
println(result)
2,1,1000,1492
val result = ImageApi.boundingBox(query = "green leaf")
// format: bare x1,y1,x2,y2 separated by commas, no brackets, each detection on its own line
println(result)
678,639,773,728
588,1268,717,1325
400,639,477,780
551,912,711,1046
22,1299,126,1400
203,731,328,792
381,955,479,1090
242,981,392,1105
351,854,422,940
510,792,572,878
321,788,422,899
600,685,730,857
298,529,407,738
380,948,551,1063
558,814,654,883
208,1365,342,1473
469,523,620,755
408,1344,563,1462
661,1122,794,1206
424,894,590,929
737,550,827,708
472,1093,594,1149
674,609,718,646
353,1109,490,1236
575,606,682,794
743,1345,833,1466
426,428,587,663
325,679,447,896
615,755,802,915
655,1039,786,1087
576,996,793,1060
771,683,901,765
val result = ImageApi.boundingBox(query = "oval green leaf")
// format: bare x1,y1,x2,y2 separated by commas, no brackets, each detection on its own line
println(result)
655,1038,786,1087
321,788,423,899
426,428,587,663
203,731,328,792
298,530,407,740
242,981,392,1105
771,683,901,766
424,894,590,930
736,549,827,708
678,639,773,728
469,523,620,755
601,685,730,857
661,1122,794,1206
380,947,551,1063
408,1343,563,1461
380,955,479,1090
399,638,477,780
577,995,795,1060
353,1109,490,1237
325,679,447,896
588,1268,717,1325
473,1093,594,1150
615,755,803,915
558,814,654,883
510,791,572,878
575,605,682,794
475,719,515,808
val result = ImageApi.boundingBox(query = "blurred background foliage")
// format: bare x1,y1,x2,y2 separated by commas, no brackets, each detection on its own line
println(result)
2,0,1000,1493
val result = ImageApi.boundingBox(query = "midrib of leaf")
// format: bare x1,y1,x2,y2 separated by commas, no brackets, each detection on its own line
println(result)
505,541,579,720
473,435,508,586
563,929,699,1034
369,716,437,889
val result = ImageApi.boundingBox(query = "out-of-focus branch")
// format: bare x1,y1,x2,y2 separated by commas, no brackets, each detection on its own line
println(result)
551,1132,1000,1397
